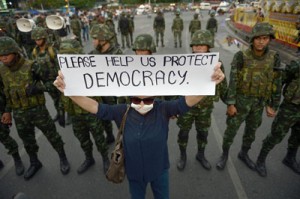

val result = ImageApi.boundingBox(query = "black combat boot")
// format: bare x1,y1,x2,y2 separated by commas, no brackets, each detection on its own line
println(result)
196,148,211,170
106,131,115,145
0,160,3,170
282,148,300,175
156,40,159,47
179,42,182,48
174,42,177,48
176,148,187,171
238,146,256,170
161,41,165,47
102,155,110,173
77,153,95,174
12,152,25,176
58,150,70,175
256,151,268,177
24,154,42,180
216,148,229,170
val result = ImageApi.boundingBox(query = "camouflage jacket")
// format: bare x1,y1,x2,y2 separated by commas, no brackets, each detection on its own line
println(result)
70,18,82,32
282,59,300,105
0,78,6,113
206,17,217,32
226,47,282,110
189,19,201,33
171,16,183,32
153,15,165,31
0,57,46,111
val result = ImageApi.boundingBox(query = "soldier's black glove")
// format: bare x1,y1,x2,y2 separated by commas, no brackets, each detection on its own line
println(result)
58,110,65,128
25,84,44,96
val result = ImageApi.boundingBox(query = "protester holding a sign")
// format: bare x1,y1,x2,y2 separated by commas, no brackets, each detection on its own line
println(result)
59,39,110,175
54,51,224,199
216,22,282,171
176,30,228,171
89,24,123,144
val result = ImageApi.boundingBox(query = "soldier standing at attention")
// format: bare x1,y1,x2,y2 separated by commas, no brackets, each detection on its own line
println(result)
171,11,183,48
0,37,70,180
206,11,218,39
0,78,25,176
256,59,300,176
176,30,228,171
118,12,130,49
216,23,282,171
31,27,65,126
153,10,165,47
70,15,82,46
59,39,110,174
189,13,201,39
127,13,134,47
89,24,123,144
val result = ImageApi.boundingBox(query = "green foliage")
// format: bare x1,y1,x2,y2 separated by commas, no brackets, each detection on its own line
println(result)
29,0,96,10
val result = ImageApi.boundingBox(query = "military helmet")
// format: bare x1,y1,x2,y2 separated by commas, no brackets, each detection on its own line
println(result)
59,39,84,54
0,36,22,55
132,34,156,53
175,10,180,15
250,22,275,42
31,27,48,40
190,30,214,48
210,10,216,16
90,24,114,41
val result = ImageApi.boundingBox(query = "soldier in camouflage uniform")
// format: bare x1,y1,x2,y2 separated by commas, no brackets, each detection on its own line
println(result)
171,11,183,48
216,23,282,171
89,24,124,144
0,20,14,38
105,13,119,47
153,10,165,47
206,11,218,38
256,59,300,176
118,12,130,49
36,16,61,50
176,30,227,171
189,13,201,39
31,27,65,126
127,13,134,47
70,15,82,46
0,78,25,176
59,39,110,174
0,37,70,180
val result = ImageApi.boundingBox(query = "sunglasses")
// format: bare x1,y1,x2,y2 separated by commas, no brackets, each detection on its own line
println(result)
130,97,155,105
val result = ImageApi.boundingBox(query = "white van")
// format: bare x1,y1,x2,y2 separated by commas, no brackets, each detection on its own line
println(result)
200,2,212,10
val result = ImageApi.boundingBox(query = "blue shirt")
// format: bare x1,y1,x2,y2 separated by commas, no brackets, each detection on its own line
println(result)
96,97,190,182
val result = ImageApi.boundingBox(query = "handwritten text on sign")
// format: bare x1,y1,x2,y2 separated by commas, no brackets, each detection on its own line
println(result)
57,53,219,96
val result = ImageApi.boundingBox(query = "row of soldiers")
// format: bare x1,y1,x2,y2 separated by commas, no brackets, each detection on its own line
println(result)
153,10,218,48
0,12,299,185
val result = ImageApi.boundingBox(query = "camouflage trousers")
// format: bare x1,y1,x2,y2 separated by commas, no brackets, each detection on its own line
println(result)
128,31,133,46
260,101,300,156
48,88,62,115
177,104,214,150
121,33,130,48
72,114,108,157
13,105,64,156
222,95,265,150
155,30,164,46
0,121,19,155
173,31,182,46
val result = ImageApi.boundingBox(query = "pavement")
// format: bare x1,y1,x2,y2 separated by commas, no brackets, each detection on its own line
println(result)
226,20,299,66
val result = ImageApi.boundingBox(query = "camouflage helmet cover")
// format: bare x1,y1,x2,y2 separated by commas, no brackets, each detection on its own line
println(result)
194,13,199,19
90,24,114,41
190,30,214,48
250,22,275,42
210,10,216,16
0,36,22,55
31,27,48,40
132,34,156,53
59,39,84,54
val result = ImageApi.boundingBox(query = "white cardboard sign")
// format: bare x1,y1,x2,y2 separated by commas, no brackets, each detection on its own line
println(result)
57,53,219,96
